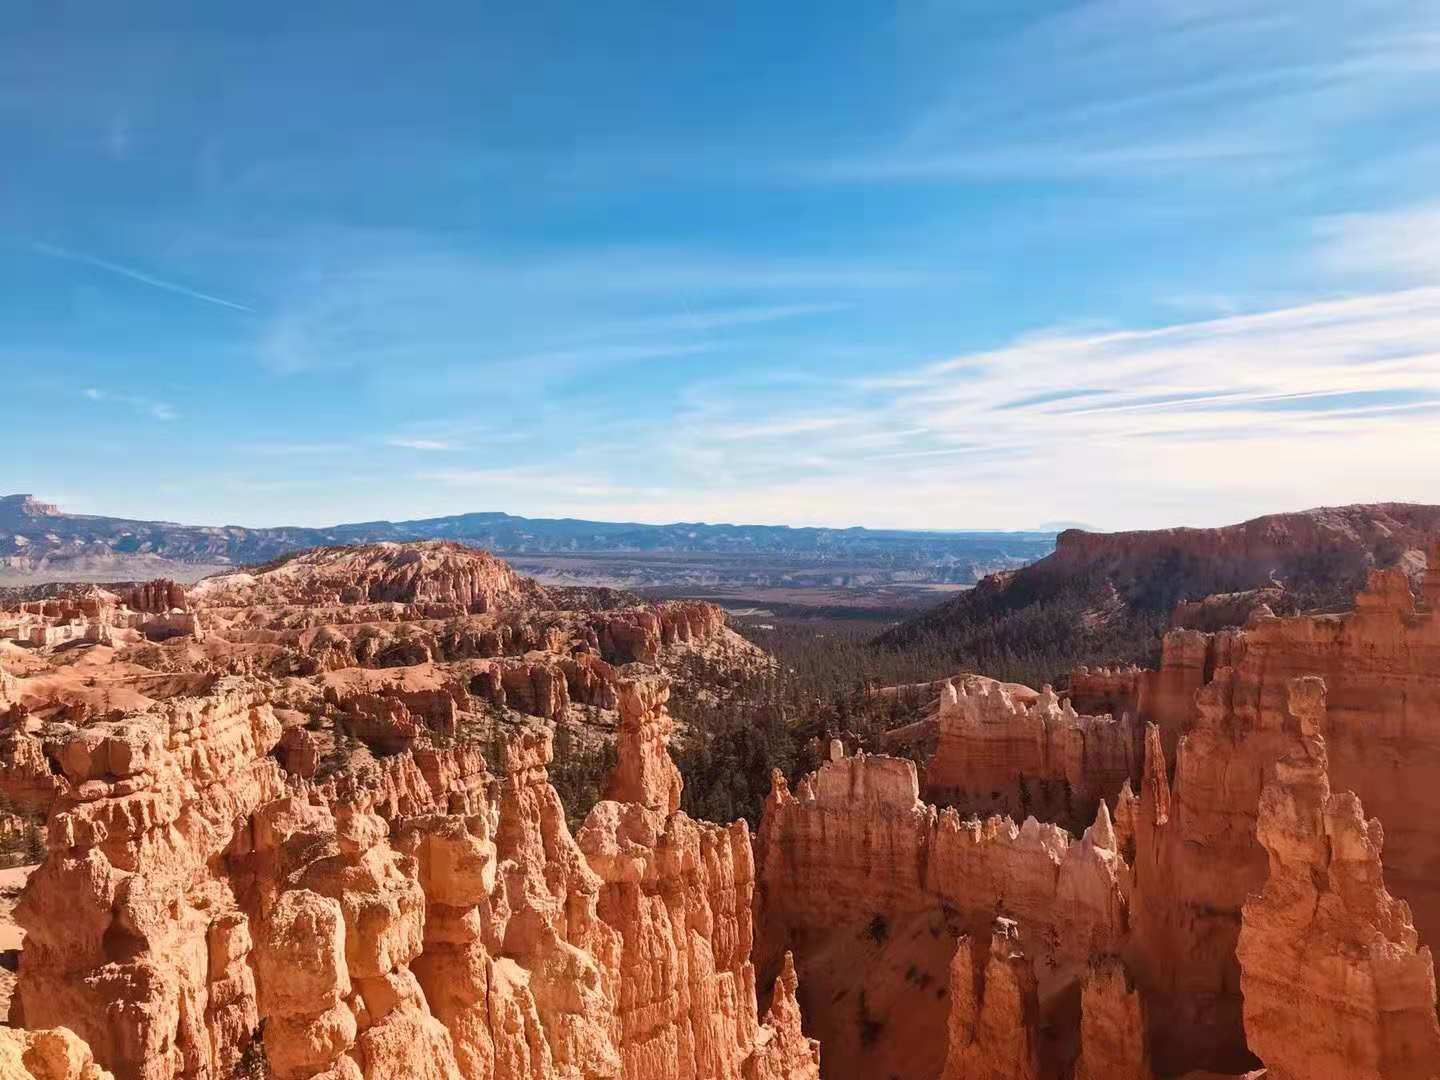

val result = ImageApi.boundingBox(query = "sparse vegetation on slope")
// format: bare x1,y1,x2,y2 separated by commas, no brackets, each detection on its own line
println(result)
877,502,1440,685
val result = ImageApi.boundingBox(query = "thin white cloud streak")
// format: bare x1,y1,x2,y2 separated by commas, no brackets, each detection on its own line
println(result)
32,242,253,312
716,417,850,440
809,135,1283,184
571,303,850,340
387,438,457,451
233,282,1440,530
249,234,946,375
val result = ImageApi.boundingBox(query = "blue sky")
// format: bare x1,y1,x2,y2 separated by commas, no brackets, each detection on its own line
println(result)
6,0,1440,530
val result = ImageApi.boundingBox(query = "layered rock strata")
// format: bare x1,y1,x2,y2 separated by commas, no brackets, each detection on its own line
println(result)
1073,958,1151,1080
755,749,1127,1080
1074,562,1440,959
0,544,760,833
1237,713,1440,1080
124,581,187,615
938,921,1039,1080
7,534,1440,1080
190,543,549,612
924,676,1141,830
12,681,288,1078
757,667,1440,1079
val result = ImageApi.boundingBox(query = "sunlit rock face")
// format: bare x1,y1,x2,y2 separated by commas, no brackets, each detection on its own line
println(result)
0,1025,115,1080
10,686,819,1080
924,675,1141,831
1071,554,1440,940
5,536,1440,1080
0,542,813,1080
753,548,1440,1080
1237,710,1440,1080
188,542,549,612
1067,558,1440,1068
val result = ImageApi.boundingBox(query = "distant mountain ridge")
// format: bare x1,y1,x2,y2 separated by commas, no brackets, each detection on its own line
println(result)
0,494,1055,585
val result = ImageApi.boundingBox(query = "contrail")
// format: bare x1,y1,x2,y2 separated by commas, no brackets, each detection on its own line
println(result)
32,241,254,312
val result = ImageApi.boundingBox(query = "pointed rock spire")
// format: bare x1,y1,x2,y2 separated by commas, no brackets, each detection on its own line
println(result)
1083,798,1117,853
1141,723,1170,827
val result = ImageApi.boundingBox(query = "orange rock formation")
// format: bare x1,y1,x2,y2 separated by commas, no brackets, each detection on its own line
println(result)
4,535,1440,1080
1071,556,1440,1065
939,921,1039,1080
755,749,1126,1080
0,1026,114,1080
1237,705,1440,1080
0,542,811,1080
189,542,548,612
924,677,1141,830
755,544,1440,1080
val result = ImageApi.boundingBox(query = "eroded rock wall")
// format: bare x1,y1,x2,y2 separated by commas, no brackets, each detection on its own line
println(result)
924,677,1140,829
1228,567,1440,950
938,921,1039,1080
758,668,1440,1080
590,603,728,666
1237,708,1440,1080
10,678,817,1080
1073,958,1151,1080
13,679,288,1079
1068,628,1240,763
190,542,550,612
0,1026,115,1080
755,750,1128,1080
1090,565,1440,970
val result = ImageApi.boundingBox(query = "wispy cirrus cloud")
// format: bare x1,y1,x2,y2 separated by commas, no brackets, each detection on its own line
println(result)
593,284,1440,528
570,302,850,340
387,438,458,451
1314,201,1440,284
8,3,1439,533
81,386,179,421
33,242,254,312
798,0,1440,187
715,416,852,441
248,232,944,376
